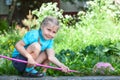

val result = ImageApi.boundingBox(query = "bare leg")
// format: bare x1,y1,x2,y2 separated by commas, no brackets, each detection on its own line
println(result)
36,51,48,64
23,42,45,77
36,51,49,73
26,43,49,73
42,60,49,73
26,42,41,67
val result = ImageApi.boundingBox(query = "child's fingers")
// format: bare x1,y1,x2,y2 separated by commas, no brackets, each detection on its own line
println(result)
61,66,69,73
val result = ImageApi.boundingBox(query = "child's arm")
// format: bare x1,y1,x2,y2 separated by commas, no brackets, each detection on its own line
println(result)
15,40,37,66
46,48,69,72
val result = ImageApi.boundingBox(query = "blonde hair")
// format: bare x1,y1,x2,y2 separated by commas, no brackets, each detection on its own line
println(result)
40,16,60,29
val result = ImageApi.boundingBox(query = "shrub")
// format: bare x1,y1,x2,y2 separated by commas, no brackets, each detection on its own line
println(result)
0,19,9,33
32,2,63,29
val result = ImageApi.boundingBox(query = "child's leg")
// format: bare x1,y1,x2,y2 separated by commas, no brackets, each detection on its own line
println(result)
13,42,44,77
23,42,44,77
36,51,49,74
26,42,41,60
12,54,27,72
42,59,49,76
12,42,41,72
25,42,41,69
36,51,48,63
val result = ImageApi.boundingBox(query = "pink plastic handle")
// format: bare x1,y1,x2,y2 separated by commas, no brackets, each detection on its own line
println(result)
0,55,79,73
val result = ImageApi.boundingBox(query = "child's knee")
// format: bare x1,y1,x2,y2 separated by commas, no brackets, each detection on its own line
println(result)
27,42,41,52
32,42,41,51
27,42,41,59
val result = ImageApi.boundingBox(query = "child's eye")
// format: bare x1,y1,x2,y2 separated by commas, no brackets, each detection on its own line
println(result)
53,31,56,33
47,29,51,31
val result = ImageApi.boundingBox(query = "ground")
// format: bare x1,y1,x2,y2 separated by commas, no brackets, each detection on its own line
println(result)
0,76,120,80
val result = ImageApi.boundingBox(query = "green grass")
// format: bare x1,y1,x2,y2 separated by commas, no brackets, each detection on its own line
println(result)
0,0,120,76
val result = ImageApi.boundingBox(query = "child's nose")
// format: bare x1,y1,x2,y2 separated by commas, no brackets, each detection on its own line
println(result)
49,32,54,37
49,32,52,35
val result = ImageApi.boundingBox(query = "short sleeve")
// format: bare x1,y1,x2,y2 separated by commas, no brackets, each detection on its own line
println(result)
47,40,54,49
22,30,37,45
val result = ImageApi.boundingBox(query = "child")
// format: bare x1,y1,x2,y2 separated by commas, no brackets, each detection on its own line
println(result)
12,16,69,77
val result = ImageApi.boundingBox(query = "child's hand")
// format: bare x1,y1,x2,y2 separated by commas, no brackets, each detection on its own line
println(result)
27,56,36,67
61,65,70,73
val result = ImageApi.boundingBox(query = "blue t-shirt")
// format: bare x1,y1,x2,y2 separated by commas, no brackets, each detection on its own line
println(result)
12,29,53,57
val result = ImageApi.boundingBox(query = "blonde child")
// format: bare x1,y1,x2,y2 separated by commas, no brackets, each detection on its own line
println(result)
12,16,69,77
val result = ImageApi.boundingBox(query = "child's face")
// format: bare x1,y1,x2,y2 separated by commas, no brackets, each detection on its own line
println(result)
41,25,59,40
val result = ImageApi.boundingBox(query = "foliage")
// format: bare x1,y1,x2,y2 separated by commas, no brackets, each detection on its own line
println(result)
0,19,9,33
54,43,120,76
22,10,39,30
0,0,120,76
77,0,120,26
0,30,21,55
32,2,63,29
54,0,120,53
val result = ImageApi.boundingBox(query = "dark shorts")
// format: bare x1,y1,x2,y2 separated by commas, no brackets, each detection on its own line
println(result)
12,54,27,72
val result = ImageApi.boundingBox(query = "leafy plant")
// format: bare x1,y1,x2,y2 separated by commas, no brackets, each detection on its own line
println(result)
1,0,120,76
0,19,9,33
32,2,63,29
